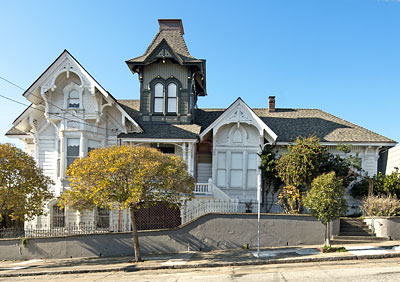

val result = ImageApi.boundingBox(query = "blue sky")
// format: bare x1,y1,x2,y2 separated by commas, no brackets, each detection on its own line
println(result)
1,0,399,146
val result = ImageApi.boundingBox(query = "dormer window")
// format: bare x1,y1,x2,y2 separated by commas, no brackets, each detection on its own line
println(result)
151,78,180,115
68,89,80,108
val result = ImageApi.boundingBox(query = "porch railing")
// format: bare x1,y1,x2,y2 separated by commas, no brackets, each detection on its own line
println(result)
194,178,213,195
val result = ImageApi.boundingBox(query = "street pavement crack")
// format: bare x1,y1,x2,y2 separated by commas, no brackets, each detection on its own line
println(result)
279,272,288,282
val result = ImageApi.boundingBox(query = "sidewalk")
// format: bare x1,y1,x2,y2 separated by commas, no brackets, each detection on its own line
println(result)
1,240,400,278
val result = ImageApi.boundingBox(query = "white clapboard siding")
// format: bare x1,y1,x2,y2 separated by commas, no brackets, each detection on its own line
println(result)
38,139,56,180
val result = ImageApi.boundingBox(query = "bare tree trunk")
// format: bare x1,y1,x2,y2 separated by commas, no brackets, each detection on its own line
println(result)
368,178,374,196
325,223,331,247
129,207,142,262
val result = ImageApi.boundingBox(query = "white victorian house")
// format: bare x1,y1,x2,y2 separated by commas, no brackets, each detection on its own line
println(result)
7,19,397,230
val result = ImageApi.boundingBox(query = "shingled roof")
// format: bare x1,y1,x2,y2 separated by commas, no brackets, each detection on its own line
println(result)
126,29,202,64
117,99,394,143
194,108,395,144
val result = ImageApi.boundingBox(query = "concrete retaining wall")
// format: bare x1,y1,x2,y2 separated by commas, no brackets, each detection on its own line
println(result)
364,217,400,239
0,213,325,260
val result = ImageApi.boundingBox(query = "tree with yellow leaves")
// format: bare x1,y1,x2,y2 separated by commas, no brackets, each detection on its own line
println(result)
0,143,54,227
59,145,194,262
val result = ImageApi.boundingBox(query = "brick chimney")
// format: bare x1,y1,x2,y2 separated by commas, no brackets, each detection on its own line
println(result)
158,19,184,35
268,96,276,112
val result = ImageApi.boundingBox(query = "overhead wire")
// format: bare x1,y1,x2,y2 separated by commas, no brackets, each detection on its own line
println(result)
0,91,109,136
0,75,127,134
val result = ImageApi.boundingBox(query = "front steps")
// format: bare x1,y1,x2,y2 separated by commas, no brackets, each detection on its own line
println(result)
331,218,389,244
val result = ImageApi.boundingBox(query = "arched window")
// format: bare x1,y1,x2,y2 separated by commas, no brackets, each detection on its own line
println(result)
52,205,65,228
154,83,164,113
68,89,80,108
167,82,177,113
151,78,180,115
96,207,110,229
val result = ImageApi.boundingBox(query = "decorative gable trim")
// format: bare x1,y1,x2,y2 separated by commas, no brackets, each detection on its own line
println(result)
199,98,278,143
144,39,183,65
20,50,142,133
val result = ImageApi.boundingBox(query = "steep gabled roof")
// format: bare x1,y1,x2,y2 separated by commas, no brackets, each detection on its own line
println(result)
6,50,143,137
198,98,278,144
126,29,202,65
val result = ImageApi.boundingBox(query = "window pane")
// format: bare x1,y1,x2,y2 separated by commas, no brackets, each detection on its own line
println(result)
154,98,163,112
231,170,243,187
247,170,256,188
96,207,110,228
52,206,65,228
67,138,80,157
155,83,164,97
217,152,226,169
88,140,101,154
68,90,80,108
168,97,177,113
168,83,177,97
247,153,257,170
217,170,226,187
68,98,79,108
67,157,77,168
231,152,243,169
69,89,79,99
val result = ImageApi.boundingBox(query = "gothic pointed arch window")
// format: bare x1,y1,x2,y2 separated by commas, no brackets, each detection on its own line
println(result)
151,78,180,115
63,82,82,109
68,89,80,108
154,82,164,113
167,82,177,113
52,205,65,228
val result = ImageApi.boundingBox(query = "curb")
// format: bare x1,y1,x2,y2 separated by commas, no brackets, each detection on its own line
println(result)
2,252,400,278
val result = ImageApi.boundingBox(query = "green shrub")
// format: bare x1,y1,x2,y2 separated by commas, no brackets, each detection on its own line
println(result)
361,195,400,217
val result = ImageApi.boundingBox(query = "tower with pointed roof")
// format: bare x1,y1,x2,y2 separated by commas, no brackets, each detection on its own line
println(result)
126,19,206,124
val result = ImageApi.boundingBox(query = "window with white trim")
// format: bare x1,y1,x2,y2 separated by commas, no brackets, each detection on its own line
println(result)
152,79,179,115
247,153,257,188
52,205,65,228
63,82,82,110
167,82,177,113
154,83,164,113
87,139,101,154
96,207,110,229
67,138,80,168
217,152,226,187
68,89,80,108
230,152,243,187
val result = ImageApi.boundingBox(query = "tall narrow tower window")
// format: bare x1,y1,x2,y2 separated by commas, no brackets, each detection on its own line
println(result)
154,83,164,113
167,83,177,113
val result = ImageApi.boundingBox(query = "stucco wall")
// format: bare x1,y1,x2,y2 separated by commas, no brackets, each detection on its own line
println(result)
364,217,400,239
0,213,325,260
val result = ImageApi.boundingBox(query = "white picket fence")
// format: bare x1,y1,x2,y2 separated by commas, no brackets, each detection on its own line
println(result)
182,199,244,224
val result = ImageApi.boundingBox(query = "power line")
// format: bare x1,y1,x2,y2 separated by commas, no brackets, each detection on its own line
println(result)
0,91,111,136
0,76,123,134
